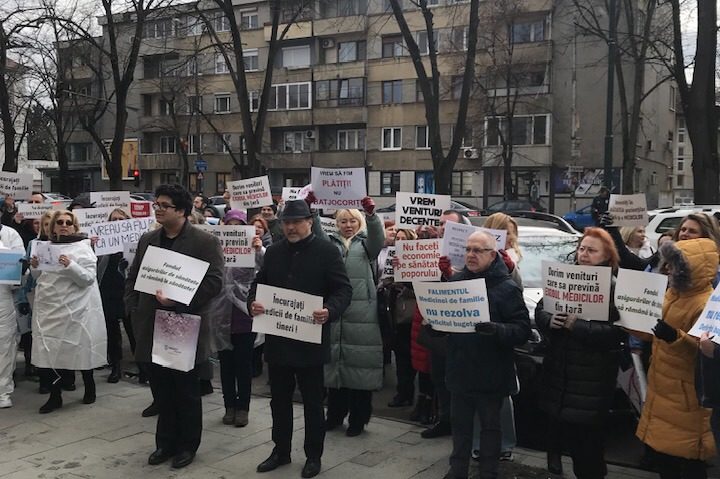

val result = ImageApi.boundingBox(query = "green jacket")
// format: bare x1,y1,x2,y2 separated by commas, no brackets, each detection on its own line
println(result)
325,213,385,390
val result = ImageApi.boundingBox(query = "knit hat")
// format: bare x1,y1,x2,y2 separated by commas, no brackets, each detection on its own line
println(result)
223,209,247,224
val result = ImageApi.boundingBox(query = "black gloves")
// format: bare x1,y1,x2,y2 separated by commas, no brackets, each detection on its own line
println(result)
653,319,678,343
475,321,497,336
598,213,614,228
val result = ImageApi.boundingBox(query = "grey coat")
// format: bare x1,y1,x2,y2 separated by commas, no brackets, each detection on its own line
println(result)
325,213,385,390
124,221,224,364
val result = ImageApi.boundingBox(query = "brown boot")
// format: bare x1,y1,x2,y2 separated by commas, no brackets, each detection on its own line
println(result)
235,409,249,427
222,407,235,425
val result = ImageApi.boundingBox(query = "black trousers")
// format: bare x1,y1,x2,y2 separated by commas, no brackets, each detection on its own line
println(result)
148,364,202,453
102,296,125,364
269,364,325,461
430,353,451,423
326,387,373,427
218,333,255,410
450,392,503,479
655,451,707,479
392,323,415,400
548,418,607,479
418,372,434,396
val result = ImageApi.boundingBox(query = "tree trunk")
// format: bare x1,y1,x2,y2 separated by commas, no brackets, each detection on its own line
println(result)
108,104,128,191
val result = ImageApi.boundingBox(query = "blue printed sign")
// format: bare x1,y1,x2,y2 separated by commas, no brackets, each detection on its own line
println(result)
413,279,489,333
0,250,25,285
689,283,720,342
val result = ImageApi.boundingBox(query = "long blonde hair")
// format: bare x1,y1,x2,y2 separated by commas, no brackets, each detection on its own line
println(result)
483,212,522,259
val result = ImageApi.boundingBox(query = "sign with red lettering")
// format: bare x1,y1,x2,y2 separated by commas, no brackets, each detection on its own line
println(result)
130,201,153,218
310,167,366,209
196,225,256,267
228,176,273,209
541,261,612,321
395,239,441,282
395,192,451,228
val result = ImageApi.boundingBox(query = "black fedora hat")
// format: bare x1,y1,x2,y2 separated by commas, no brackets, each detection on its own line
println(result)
280,200,312,220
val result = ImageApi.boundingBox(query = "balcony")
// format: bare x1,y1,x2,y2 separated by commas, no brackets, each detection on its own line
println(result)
314,150,365,167
265,109,313,127
314,15,368,36
264,20,312,41
262,152,313,170
481,145,552,168
262,150,366,170
139,153,182,170
313,105,366,124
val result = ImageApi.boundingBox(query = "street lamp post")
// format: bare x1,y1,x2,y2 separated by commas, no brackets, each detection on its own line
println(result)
603,0,617,191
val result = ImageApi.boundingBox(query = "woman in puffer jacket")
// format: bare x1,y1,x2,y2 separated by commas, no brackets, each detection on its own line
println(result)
637,238,717,478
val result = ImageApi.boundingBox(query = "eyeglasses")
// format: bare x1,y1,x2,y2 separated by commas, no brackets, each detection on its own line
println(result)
577,246,600,254
152,202,176,211
465,247,494,255
55,220,74,226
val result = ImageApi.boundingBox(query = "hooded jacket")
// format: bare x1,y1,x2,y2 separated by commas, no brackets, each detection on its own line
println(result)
636,238,717,460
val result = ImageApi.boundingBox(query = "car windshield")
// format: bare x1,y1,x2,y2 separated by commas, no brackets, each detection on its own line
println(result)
519,235,579,288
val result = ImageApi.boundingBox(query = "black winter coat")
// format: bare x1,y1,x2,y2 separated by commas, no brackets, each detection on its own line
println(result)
445,255,531,396
247,233,352,367
535,296,625,425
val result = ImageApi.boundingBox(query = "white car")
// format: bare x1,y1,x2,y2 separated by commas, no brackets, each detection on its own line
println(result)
645,206,720,245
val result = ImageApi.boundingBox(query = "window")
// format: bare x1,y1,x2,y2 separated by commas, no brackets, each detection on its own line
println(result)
416,80,425,102
676,175,684,187
214,94,231,113
215,53,229,74
382,80,403,104
669,85,676,111
186,57,199,77
68,143,90,162
382,35,403,58
417,30,439,55
282,45,311,68
511,18,546,43
187,95,203,114
187,134,200,154
269,82,311,110
485,115,549,146
159,99,174,116
383,0,402,11
249,91,259,111
243,49,259,71
187,16,205,36
215,13,231,32
284,131,311,152
315,78,364,107
145,19,173,38
240,12,259,29
320,0,368,17
677,158,685,172
338,41,365,63
381,127,402,150
416,126,429,149
381,172,401,195
189,173,199,193
451,171,473,196
451,75,463,99
217,172,232,194
217,134,232,153
451,124,474,147
337,129,365,150
452,27,468,51
143,94,153,116
160,137,176,154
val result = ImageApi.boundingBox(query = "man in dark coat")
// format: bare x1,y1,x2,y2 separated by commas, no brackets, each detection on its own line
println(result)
591,186,610,225
248,199,352,479
125,184,224,469
433,230,530,479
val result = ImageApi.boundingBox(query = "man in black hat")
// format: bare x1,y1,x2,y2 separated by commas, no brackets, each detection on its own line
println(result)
248,199,352,478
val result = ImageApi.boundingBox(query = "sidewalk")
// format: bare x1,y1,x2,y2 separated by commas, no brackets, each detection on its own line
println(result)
0,370,664,479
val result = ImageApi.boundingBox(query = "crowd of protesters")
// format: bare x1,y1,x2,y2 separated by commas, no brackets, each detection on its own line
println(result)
2,184,720,479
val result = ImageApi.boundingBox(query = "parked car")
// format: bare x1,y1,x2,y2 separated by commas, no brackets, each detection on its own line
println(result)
562,204,594,231
131,192,155,202
469,211,578,235
645,206,720,245
207,195,227,218
483,199,547,214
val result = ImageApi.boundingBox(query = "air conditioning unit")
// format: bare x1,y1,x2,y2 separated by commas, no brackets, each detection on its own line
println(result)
462,147,479,159
305,130,316,139
321,38,335,49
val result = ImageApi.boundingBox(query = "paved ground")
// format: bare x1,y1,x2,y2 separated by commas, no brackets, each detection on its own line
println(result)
0,364,668,479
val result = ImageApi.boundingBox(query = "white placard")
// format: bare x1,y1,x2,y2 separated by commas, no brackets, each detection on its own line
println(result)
319,216,338,236
310,167,367,209
228,176,273,209
541,261,612,321
252,284,323,344
395,239,441,282
30,240,86,272
123,242,138,264
689,283,720,342
151,310,201,372
0,172,32,200
89,191,131,213
395,192,451,228
282,187,303,201
440,222,507,269
87,218,154,256
196,225,256,267
609,194,648,227
380,246,396,280
74,206,119,231
413,279,490,332
17,202,53,219
614,269,667,334
133,245,210,305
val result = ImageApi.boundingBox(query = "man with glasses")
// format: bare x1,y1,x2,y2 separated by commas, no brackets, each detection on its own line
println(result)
125,184,224,469
428,231,530,479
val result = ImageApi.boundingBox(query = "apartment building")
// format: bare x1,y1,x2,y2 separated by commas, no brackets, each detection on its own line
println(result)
59,0,676,212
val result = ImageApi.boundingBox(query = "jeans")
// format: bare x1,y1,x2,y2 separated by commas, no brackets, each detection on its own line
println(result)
149,364,202,453
472,396,516,453
218,333,255,410
450,392,503,479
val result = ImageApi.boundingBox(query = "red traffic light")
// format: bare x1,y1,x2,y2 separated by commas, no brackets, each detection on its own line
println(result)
133,169,140,177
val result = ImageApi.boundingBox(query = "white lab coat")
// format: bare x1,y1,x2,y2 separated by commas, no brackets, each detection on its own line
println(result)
31,239,107,370
0,226,25,400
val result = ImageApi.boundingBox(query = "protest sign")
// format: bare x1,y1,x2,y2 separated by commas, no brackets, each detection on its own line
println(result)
228,176,273,209
609,194,648,227
89,191,131,212
196,225,256,267
17,202,53,219
124,242,138,264
395,192,451,228
310,167,366,209
0,250,25,284
74,207,118,231
282,187,303,201
134,246,210,305
541,261,612,321
252,284,323,344
413,279,490,333
689,283,720,343
130,201,153,218
395,239,441,282
440,222,507,269
0,172,32,200
379,246,395,280
151,310,201,372
319,216,338,236
30,240,87,272
614,268,667,334
87,218,154,256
